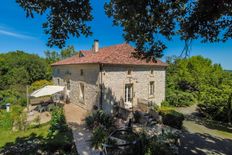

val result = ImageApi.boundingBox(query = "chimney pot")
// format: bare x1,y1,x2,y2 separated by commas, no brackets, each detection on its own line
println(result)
93,40,99,53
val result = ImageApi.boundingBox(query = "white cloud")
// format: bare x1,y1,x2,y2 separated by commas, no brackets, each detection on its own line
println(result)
0,28,35,39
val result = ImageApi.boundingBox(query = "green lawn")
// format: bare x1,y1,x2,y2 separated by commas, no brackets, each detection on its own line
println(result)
183,120,232,139
0,123,50,148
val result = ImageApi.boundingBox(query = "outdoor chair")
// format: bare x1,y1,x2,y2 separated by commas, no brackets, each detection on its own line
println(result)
37,104,47,113
47,103,55,111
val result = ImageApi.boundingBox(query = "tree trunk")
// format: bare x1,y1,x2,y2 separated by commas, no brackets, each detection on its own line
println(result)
227,93,232,124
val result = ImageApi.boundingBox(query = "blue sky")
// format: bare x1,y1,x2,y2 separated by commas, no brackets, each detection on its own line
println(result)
0,0,231,69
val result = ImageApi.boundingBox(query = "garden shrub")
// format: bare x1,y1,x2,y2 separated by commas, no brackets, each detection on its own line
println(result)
90,126,107,149
159,107,184,129
29,80,53,93
0,111,13,129
0,89,26,106
46,107,76,153
14,112,28,131
48,107,68,136
0,105,23,130
133,110,142,123
165,90,196,107
86,110,116,150
85,110,114,129
140,130,180,155
197,86,231,122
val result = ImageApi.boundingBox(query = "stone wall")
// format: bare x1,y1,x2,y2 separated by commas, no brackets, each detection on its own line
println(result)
102,65,166,113
52,64,166,113
52,64,100,111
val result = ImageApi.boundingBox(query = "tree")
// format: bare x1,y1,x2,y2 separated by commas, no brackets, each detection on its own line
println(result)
0,51,51,90
44,45,77,64
166,56,232,122
227,93,232,124
60,45,76,59
17,0,232,60
44,50,60,64
16,0,93,48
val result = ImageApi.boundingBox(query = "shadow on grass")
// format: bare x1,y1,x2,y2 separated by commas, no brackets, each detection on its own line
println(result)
179,130,232,155
184,113,232,133
0,133,44,155
0,128,77,155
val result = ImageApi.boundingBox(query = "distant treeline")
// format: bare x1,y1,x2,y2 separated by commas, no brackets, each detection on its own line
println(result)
166,56,232,123
0,46,76,106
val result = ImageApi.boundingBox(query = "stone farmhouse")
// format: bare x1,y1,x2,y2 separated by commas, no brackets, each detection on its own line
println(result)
52,40,167,114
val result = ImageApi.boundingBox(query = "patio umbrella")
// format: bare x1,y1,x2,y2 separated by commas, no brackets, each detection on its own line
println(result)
30,85,65,98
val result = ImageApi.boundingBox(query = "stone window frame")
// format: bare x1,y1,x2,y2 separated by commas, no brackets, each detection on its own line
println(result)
124,83,133,103
66,79,71,90
151,69,154,75
127,68,132,77
80,69,84,76
149,81,155,98
79,83,85,104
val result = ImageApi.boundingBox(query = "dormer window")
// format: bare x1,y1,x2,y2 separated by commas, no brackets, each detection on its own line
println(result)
79,52,84,57
80,69,84,76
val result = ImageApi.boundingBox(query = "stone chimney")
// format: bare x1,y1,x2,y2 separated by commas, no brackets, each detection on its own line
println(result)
93,39,99,53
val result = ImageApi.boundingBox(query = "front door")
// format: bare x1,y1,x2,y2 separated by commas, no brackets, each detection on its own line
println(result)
125,84,133,108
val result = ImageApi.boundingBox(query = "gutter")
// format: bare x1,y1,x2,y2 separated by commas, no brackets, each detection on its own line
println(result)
99,63,103,109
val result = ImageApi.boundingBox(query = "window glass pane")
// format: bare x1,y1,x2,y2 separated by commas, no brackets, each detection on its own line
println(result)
80,69,84,76
125,84,133,102
128,69,131,75
150,82,154,95
67,80,71,90
151,69,154,74
79,83,84,101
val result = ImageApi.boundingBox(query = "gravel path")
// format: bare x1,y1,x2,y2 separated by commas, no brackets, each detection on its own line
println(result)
176,105,232,155
71,124,100,155
64,103,100,155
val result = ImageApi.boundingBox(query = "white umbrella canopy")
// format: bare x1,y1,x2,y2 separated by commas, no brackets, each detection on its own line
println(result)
30,85,65,98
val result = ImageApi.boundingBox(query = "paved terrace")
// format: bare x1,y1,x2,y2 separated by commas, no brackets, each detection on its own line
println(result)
64,103,100,155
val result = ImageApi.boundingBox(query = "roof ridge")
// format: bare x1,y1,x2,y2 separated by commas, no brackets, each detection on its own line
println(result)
99,43,128,50
52,43,168,66
79,43,128,53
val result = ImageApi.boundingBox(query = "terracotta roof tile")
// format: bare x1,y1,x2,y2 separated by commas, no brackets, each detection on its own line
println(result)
51,44,167,67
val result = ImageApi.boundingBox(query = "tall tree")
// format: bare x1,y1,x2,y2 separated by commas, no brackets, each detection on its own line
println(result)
60,45,76,59
16,0,93,48
44,45,77,64
17,0,232,60
0,51,50,90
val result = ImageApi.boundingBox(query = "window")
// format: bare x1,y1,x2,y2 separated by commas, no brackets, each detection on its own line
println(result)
149,81,155,96
151,69,154,75
127,69,132,75
79,83,84,102
125,84,133,103
67,80,71,90
80,69,84,76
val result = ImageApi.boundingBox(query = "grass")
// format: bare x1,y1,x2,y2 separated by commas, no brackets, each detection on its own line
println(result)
0,123,50,148
183,120,232,139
